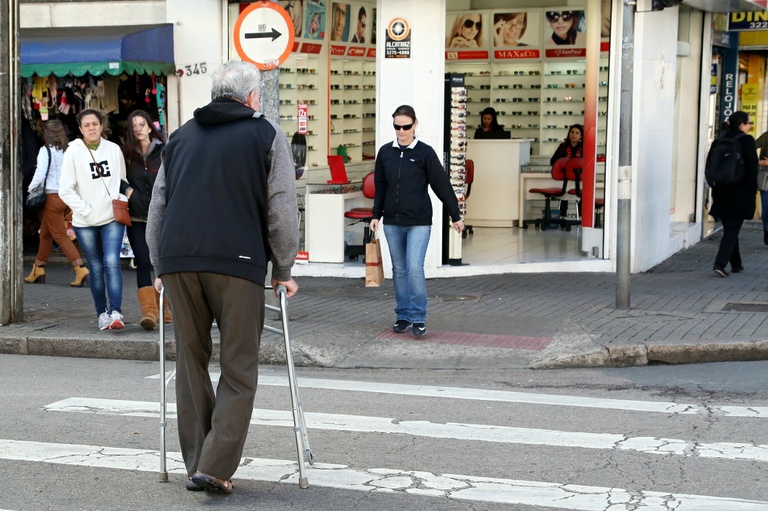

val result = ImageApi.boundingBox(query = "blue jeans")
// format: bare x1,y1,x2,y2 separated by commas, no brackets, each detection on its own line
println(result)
761,190,768,231
383,224,431,323
74,221,125,317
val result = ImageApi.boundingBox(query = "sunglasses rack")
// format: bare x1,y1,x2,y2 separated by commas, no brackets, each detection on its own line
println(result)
446,57,609,159
445,73,469,262
329,59,377,164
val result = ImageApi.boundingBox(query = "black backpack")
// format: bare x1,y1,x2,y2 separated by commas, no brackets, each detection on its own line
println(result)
705,133,745,187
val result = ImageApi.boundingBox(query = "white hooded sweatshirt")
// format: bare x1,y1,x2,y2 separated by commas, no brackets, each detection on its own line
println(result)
59,138,127,228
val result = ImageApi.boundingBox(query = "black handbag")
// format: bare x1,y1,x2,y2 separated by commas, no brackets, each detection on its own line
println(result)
26,146,51,210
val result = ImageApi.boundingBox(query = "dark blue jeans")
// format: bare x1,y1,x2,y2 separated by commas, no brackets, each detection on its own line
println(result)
74,221,125,316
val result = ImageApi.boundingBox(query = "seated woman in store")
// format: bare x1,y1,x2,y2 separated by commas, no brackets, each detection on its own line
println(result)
550,124,583,165
474,107,504,139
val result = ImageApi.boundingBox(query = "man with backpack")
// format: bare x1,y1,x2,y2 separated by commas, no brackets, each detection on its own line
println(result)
706,111,758,277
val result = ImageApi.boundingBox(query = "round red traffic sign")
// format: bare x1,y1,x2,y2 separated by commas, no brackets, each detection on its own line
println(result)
233,2,295,70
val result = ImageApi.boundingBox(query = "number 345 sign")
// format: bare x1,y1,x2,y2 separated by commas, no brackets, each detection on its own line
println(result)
176,62,208,77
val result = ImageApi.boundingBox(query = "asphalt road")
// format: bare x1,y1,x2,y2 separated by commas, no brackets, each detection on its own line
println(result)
1,355,767,510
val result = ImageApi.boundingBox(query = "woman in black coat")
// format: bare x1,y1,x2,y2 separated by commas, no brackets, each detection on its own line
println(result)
709,110,758,277
122,110,166,328
550,124,583,165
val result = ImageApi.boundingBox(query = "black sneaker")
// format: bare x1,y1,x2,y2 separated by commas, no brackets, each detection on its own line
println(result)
713,266,729,277
412,323,427,337
731,265,744,273
393,320,411,333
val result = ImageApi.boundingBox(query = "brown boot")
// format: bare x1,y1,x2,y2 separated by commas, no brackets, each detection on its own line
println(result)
138,286,159,331
156,289,173,323
70,265,89,287
24,264,45,284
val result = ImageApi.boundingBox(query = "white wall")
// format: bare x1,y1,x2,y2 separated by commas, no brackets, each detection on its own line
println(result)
165,0,227,131
376,0,448,276
20,1,165,27
631,7,680,271
672,9,704,225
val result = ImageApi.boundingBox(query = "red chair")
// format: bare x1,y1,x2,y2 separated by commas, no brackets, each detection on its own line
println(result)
561,157,584,231
344,172,375,260
565,158,604,229
462,159,474,239
522,157,570,231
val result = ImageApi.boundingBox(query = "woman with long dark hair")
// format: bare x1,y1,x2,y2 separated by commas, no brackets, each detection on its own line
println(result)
474,107,504,138
709,110,758,277
550,124,583,165
122,110,168,330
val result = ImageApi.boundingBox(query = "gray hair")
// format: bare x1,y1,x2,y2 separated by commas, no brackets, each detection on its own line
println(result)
211,61,261,102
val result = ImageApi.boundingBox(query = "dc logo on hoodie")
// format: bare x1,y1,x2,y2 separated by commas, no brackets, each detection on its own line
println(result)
90,160,110,179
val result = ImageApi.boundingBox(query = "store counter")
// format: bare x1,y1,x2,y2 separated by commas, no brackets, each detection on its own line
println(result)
465,139,531,227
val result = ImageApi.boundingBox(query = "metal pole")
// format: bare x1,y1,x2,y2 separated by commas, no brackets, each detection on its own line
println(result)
0,0,22,324
616,0,635,309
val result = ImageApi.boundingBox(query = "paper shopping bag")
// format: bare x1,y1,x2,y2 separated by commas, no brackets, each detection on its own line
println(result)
365,232,384,287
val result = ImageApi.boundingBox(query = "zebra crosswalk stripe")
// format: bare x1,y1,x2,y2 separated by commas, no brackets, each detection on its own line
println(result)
1,439,766,510
44,397,768,463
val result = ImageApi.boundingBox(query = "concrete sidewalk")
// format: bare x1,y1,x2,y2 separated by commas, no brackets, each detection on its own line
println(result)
3,222,768,370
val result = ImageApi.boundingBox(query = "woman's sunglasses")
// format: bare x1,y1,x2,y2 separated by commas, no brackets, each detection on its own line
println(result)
546,11,574,23
393,123,414,131
463,19,482,30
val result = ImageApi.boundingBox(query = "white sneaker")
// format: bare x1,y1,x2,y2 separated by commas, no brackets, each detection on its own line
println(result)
108,310,124,330
98,312,111,331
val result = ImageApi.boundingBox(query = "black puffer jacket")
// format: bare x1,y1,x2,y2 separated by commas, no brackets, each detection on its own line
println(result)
710,131,758,220
125,139,164,221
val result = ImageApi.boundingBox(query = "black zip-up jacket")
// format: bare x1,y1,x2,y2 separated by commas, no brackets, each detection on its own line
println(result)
147,98,298,285
372,139,461,226
125,139,163,221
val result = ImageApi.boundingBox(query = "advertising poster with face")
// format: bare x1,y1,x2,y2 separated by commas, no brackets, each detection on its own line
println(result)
491,10,541,60
544,9,586,58
348,4,369,44
330,2,350,42
305,0,326,40
279,0,304,38
445,11,490,60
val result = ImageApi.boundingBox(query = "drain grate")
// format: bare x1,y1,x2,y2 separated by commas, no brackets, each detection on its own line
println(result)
722,302,768,312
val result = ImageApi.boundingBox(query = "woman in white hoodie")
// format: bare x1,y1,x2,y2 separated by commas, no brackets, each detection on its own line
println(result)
59,109,129,331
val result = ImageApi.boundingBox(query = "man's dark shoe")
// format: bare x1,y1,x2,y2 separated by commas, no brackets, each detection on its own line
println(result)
393,320,411,333
412,323,427,337
713,266,729,277
731,265,744,273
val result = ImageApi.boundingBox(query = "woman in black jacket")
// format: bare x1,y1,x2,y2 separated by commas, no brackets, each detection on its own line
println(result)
709,110,758,277
369,105,464,338
123,110,167,329
550,124,583,165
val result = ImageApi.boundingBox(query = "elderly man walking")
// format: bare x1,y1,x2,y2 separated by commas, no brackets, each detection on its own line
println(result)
147,60,299,494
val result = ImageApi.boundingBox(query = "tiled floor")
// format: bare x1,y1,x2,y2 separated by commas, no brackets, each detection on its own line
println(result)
460,226,597,265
